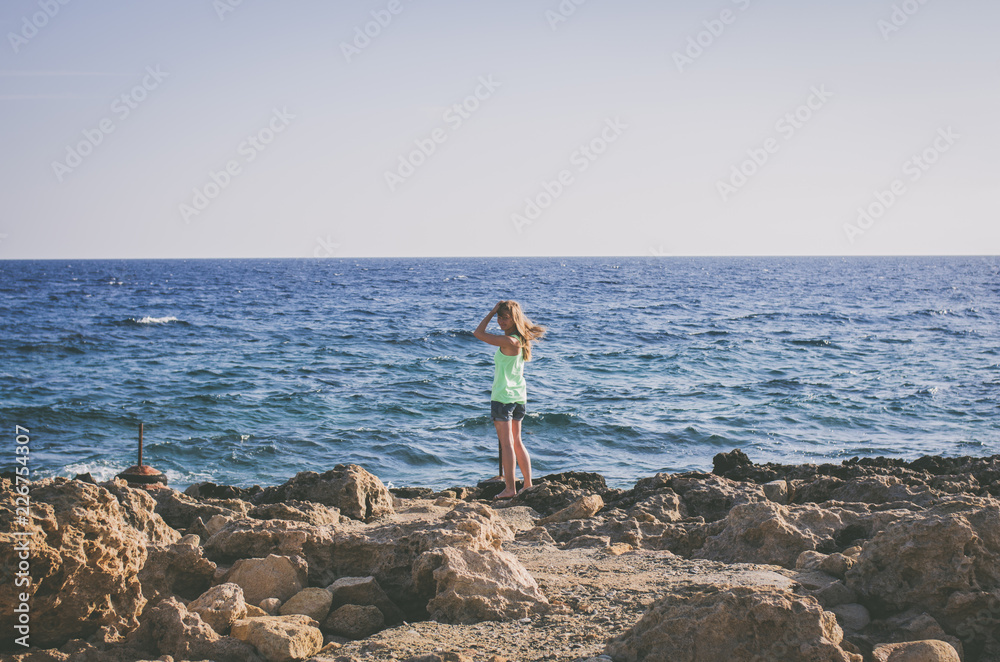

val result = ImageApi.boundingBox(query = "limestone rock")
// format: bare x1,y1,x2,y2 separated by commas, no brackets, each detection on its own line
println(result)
221,554,309,605
204,519,338,586
536,495,604,525
695,501,856,568
846,501,1000,633
763,479,789,504
506,482,591,517
260,598,282,615
327,576,404,624
101,479,183,544
872,640,961,662
0,478,148,648
626,491,685,523
831,603,871,632
604,584,860,662
253,464,393,522
230,614,324,662
150,488,250,531
413,547,549,624
247,603,269,617
139,539,217,606
322,604,385,639
279,587,334,622
331,502,515,616
187,583,248,634
127,596,264,662
249,500,343,526
669,473,767,523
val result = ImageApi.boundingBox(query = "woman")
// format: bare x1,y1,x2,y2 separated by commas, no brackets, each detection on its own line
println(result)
473,300,546,499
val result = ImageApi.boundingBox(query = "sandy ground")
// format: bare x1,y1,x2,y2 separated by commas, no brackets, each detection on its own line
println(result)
325,534,793,662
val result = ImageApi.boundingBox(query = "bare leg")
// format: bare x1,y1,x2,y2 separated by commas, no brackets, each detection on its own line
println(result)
494,420,517,498
511,418,532,491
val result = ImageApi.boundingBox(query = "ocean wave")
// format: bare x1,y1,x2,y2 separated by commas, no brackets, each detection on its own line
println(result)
113,315,185,325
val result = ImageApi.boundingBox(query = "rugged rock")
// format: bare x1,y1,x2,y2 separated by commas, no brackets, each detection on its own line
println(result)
230,614,324,662
126,596,264,662
506,483,592,517
249,500,343,526
150,488,250,531
327,575,404,624
187,582,248,634
413,547,549,623
331,502,515,617
0,478,149,648
100,479,183,544
253,464,393,522
872,640,961,661
846,499,1000,636
220,553,309,606
139,537,217,607
278,586,334,622
696,501,849,568
604,583,861,662
536,495,604,525
323,604,386,639
203,518,340,586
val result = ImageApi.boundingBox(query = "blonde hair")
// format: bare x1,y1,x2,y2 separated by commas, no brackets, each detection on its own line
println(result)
498,300,546,361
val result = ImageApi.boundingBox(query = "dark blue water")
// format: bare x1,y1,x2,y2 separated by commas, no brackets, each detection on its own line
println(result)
1,257,997,491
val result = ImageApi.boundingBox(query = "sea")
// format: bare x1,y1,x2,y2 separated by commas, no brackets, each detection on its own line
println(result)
1,256,997,492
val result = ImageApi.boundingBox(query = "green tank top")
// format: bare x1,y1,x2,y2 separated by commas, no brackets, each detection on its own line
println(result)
491,334,526,404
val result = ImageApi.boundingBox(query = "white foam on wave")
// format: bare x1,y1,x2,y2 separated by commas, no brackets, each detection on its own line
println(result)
136,316,179,324
58,460,125,482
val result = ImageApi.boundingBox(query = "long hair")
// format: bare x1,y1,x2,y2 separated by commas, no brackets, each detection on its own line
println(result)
498,300,545,361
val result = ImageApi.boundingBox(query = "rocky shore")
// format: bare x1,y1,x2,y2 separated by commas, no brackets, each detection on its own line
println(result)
5,450,1000,661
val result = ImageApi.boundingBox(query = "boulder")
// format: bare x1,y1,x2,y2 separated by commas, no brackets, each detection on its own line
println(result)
536,495,604,525
831,603,871,632
204,518,339,586
506,482,591,517
221,554,309,606
322,604,385,639
230,614,324,662
100,479,183,544
126,596,264,662
695,501,859,568
413,547,549,623
139,538,217,606
670,473,767,523
872,640,961,662
0,478,149,648
327,575,404,624
626,491,685,523
249,500,343,526
763,479,789,504
604,584,861,662
846,501,1000,634
253,464,393,522
331,502,514,617
150,488,250,531
187,582,248,634
279,587,334,622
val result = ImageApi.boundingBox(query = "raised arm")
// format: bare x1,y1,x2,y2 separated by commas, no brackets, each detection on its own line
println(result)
473,302,520,351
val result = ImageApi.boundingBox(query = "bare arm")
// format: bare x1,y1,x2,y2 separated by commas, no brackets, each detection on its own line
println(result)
473,303,520,352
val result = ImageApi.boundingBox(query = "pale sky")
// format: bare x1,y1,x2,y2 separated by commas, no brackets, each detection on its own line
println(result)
1,0,998,258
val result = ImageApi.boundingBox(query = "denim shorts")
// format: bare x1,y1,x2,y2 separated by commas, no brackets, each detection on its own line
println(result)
491,400,525,422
